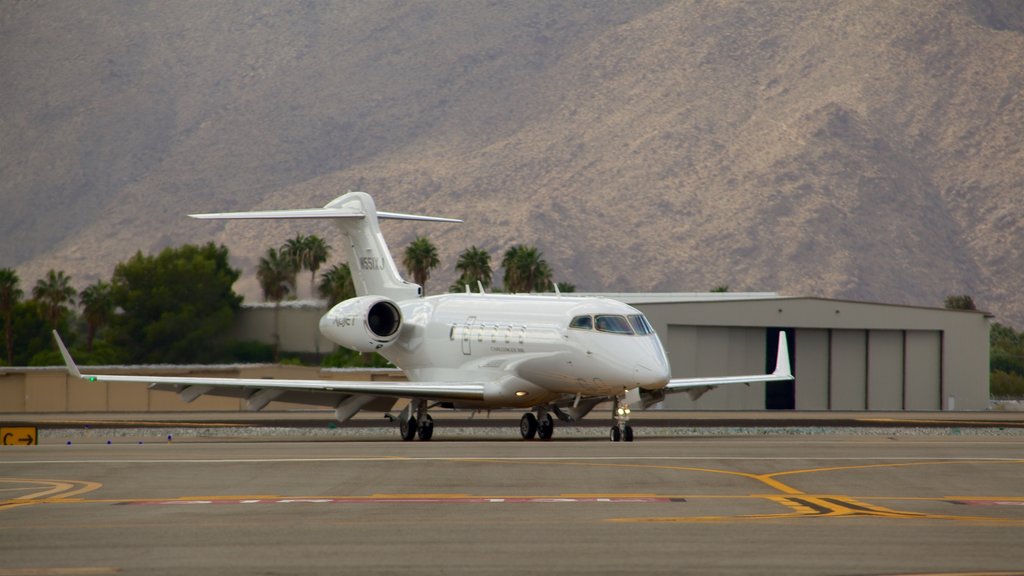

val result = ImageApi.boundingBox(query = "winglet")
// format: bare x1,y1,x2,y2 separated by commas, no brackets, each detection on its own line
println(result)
772,331,792,378
52,331,82,379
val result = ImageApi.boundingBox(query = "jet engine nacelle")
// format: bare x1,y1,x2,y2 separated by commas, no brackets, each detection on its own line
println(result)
319,295,403,353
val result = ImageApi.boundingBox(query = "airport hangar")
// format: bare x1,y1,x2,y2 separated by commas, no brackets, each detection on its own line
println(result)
237,292,992,412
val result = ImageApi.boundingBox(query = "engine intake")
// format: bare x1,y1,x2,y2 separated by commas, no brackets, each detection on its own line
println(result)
319,296,403,353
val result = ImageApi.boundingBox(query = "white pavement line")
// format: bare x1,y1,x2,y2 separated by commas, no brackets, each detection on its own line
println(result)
2,456,1023,465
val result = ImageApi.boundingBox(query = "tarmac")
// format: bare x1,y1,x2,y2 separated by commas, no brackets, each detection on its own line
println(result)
2,411,1024,575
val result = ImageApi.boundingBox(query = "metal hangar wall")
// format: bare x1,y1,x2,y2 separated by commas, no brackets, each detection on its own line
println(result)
619,296,990,411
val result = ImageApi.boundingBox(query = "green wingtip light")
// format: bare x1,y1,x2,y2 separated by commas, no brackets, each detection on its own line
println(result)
89,377,97,382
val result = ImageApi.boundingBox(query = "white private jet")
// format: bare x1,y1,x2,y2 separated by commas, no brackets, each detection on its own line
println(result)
55,191,792,441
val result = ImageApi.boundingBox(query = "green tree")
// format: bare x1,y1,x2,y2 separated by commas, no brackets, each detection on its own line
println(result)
107,243,241,363
555,281,576,293
990,322,1024,398
79,280,115,352
318,263,356,306
502,245,552,293
0,268,22,365
281,234,331,357
450,246,493,292
944,294,977,310
711,285,730,293
282,234,331,298
32,269,76,330
258,246,298,361
403,236,440,294
10,300,52,366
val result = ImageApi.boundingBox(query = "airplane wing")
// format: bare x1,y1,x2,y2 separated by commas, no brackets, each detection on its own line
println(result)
664,331,792,398
53,332,484,414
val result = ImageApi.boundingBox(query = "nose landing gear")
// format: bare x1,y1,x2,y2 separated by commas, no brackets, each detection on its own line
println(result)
610,397,634,442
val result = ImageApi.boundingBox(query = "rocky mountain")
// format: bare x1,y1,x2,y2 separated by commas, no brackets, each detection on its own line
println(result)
3,1,1023,326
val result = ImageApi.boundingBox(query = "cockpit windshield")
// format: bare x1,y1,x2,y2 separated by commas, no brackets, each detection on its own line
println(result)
628,314,655,335
595,315,633,334
568,315,593,330
569,313,656,336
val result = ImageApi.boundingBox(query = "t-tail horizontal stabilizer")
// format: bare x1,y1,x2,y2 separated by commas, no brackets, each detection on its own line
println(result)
190,191,461,301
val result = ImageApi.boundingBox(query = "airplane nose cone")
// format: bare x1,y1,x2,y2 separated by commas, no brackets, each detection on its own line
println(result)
634,362,670,386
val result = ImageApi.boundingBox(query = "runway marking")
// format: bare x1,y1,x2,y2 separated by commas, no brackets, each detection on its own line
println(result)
4,455,1024,466
880,569,1024,573
601,459,1024,524
4,458,1022,524
0,565,119,569
951,500,1024,506
0,478,103,511
120,496,675,505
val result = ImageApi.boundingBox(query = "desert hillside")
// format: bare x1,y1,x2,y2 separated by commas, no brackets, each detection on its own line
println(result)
2,1,1022,325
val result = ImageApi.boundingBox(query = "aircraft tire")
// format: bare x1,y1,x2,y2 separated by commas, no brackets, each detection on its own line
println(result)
623,425,634,442
537,413,554,440
417,415,434,441
520,413,538,440
609,426,621,442
399,416,417,441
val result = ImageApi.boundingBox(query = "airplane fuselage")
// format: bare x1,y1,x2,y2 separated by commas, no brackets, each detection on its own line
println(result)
321,293,672,409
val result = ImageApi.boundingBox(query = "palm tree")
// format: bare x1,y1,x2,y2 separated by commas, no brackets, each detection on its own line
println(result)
502,245,551,293
257,247,298,361
282,234,331,299
451,246,492,292
303,235,331,298
281,235,307,298
318,263,357,306
0,268,22,365
32,269,76,330
79,280,114,352
403,236,440,294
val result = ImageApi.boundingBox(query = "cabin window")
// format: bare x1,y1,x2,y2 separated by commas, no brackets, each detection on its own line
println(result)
594,315,633,335
569,315,593,330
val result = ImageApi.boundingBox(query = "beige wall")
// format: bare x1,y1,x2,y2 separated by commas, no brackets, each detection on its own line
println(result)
232,302,333,354
0,365,403,414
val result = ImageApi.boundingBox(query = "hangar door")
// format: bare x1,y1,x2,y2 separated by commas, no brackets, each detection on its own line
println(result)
904,330,942,410
795,329,942,410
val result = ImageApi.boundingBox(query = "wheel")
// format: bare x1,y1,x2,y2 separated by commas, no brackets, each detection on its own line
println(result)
520,413,538,440
623,425,634,442
609,426,621,442
399,415,417,441
417,415,434,441
537,413,554,440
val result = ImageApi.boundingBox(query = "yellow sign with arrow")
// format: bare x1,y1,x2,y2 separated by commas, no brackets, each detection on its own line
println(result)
1,426,38,445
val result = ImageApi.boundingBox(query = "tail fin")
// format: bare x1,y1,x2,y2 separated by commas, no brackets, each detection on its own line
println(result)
191,191,460,301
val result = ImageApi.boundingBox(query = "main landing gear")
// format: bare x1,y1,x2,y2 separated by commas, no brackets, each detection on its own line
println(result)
609,397,634,442
520,410,554,440
399,400,434,441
